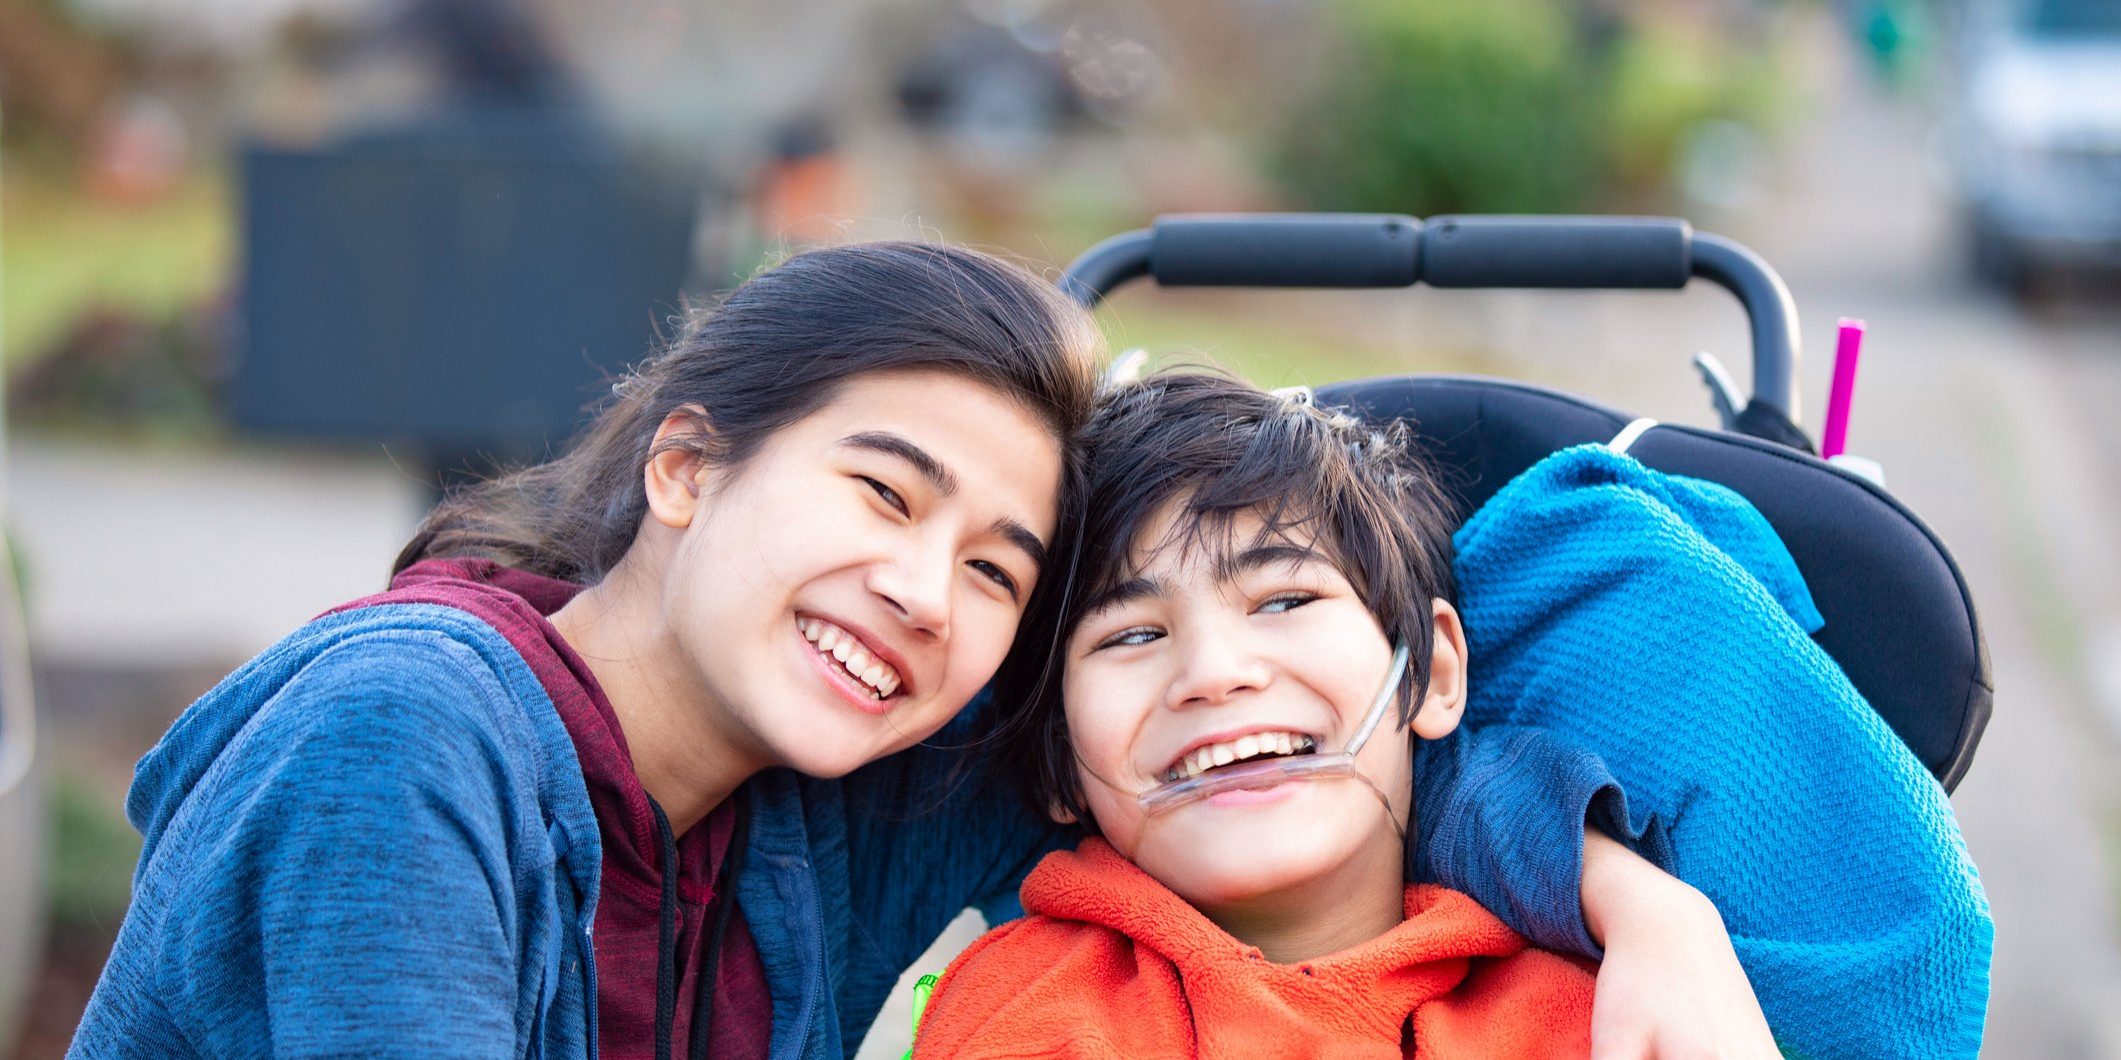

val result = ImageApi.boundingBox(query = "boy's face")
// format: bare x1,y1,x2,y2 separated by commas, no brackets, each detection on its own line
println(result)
1061,502,1466,913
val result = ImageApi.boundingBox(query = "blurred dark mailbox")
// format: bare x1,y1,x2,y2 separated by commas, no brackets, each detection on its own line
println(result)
236,112,700,471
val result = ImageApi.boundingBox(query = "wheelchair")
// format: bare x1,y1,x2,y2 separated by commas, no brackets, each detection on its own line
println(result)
1060,213,1990,792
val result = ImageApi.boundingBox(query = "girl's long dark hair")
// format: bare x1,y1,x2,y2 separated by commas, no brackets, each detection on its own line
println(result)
394,241,1104,584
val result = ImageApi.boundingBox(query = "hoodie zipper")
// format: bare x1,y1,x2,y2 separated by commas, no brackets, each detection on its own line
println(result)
801,872,827,1060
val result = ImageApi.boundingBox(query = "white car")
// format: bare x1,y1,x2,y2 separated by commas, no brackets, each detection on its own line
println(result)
1948,0,2121,291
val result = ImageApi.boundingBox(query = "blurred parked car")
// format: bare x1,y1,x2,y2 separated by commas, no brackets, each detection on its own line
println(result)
1947,0,2121,292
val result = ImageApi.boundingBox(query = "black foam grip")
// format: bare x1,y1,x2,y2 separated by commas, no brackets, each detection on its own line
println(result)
1150,214,1421,288
1419,216,1693,289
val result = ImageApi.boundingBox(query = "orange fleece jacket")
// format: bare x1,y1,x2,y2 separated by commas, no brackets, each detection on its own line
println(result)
916,839,1595,1059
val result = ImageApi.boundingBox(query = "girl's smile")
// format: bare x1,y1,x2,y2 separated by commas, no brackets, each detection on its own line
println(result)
676,370,1059,778
555,368,1063,820
797,612,912,713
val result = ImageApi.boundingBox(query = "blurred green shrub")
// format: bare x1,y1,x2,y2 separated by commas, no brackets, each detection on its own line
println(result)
1603,19,1787,197
1,171,229,374
48,767,139,929
1275,0,1598,215
1272,0,1786,215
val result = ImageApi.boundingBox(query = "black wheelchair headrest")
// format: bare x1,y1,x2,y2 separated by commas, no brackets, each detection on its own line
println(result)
1318,374,1992,792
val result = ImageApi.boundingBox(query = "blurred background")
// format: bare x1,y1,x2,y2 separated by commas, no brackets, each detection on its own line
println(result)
1,0,2118,1055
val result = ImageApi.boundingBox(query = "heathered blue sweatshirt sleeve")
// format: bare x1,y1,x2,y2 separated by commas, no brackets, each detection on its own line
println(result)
72,632,541,1058
1451,445,1992,1059
1411,724,1674,958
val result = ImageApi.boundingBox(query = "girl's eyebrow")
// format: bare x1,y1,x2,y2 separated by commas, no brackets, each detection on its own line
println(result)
992,518,1048,572
840,431,1048,570
838,431,958,496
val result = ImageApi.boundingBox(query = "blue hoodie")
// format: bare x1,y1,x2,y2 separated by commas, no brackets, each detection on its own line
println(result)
68,595,1632,1059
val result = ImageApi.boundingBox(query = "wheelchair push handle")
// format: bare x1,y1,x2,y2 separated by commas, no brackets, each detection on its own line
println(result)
1061,212,1802,430
1420,215,1689,288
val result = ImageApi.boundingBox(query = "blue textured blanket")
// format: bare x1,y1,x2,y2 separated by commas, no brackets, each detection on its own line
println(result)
1453,444,1992,1060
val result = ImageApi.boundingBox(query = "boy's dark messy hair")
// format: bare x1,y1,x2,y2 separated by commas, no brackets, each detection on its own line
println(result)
988,368,1461,829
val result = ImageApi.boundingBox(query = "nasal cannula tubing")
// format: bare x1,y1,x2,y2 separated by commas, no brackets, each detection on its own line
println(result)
1134,642,1412,824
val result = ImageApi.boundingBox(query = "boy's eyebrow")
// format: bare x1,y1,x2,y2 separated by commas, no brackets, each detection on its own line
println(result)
1080,575,1164,618
838,431,959,496
1078,543,1325,619
1215,542,1331,581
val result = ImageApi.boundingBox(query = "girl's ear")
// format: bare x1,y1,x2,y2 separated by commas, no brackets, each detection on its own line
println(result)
1409,599,1468,742
643,406,713,530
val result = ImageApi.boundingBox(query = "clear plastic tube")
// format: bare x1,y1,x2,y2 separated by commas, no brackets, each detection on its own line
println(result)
1136,643,1409,818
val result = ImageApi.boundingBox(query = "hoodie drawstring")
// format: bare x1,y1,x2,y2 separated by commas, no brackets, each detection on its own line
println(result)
648,792,751,1060
650,799,681,1060
692,794,749,1059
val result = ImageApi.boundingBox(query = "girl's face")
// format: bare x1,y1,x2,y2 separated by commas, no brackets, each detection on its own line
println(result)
1061,502,1463,914
661,369,1062,778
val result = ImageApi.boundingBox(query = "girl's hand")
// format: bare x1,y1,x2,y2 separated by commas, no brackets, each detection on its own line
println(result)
1581,829,1780,1059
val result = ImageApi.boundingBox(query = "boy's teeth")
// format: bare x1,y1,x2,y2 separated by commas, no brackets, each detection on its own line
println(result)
1166,730,1315,782
817,627,840,651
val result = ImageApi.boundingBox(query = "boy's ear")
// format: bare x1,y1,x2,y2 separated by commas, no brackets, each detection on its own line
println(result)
1409,598,1468,742
643,405,714,530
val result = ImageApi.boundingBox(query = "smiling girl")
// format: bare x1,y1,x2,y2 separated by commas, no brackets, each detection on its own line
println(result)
72,245,1751,1060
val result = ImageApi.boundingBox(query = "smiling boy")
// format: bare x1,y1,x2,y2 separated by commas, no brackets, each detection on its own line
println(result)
912,371,1776,1058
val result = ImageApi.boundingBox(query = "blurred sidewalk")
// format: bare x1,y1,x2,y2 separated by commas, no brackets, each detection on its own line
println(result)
7,440,426,672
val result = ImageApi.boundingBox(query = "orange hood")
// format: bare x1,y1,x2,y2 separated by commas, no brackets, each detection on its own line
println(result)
916,838,1594,1058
